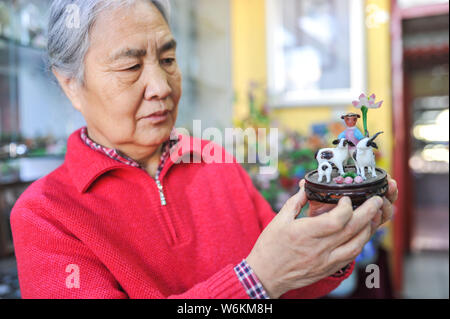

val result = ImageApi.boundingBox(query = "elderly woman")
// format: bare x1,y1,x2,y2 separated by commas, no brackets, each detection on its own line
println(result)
11,0,398,299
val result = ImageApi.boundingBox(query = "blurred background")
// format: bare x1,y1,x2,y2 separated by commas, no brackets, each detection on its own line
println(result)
0,0,448,299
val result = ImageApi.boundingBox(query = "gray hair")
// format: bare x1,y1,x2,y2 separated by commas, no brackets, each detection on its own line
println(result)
47,0,171,84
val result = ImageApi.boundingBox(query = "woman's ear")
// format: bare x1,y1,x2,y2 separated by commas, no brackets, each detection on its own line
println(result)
52,68,83,112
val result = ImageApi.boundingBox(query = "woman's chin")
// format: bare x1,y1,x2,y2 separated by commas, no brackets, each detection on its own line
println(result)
137,124,174,144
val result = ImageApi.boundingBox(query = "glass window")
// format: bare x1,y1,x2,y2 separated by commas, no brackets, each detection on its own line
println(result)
0,0,233,156
171,0,233,131
266,0,365,106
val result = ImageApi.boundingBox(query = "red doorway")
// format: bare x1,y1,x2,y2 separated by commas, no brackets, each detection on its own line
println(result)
391,1,449,296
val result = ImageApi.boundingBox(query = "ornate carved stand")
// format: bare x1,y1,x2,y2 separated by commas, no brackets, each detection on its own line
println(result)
305,165,388,208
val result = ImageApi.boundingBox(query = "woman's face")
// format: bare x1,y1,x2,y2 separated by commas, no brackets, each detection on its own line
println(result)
71,0,181,156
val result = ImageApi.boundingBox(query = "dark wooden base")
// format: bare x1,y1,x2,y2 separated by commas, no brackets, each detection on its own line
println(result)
305,165,388,207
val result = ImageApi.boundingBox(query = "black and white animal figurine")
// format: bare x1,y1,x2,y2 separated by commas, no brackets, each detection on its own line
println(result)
317,161,333,183
352,132,384,180
316,138,355,176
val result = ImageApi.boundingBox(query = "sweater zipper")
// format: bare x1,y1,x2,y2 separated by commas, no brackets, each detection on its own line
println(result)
155,152,178,207
154,176,178,245
155,178,167,206
152,148,191,245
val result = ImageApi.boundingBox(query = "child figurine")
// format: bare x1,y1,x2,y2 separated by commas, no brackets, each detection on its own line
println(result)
338,113,364,152
307,93,388,204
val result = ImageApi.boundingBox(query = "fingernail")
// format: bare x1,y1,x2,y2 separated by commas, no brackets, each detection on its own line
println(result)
340,196,351,205
374,196,383,207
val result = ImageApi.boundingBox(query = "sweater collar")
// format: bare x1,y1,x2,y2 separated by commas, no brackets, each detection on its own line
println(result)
65,127,206,193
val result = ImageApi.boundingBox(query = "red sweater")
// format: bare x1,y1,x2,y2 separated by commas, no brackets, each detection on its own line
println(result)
11,128,353,299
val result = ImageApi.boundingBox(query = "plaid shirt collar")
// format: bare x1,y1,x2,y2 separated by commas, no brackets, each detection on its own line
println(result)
80,126,179,179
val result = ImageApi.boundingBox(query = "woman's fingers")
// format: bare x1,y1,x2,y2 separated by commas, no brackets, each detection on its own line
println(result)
325,196,383,248
386,175,399,204
278,184,308,221
298,197,354,238
371,208,383,235
299,179,306,189
380,197,393,225
328,197,383,262
328,223,372,265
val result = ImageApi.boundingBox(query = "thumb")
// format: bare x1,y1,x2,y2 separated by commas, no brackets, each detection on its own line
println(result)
279,182,308,221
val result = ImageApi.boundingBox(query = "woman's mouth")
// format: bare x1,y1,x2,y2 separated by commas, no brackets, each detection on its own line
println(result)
142,110,170,124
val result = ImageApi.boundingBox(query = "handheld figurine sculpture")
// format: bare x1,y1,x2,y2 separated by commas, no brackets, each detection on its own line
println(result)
317,162,332,184
304,94,389,207
351,93,383,137
353,132,384,180
316,138,355,177
338,113,364,152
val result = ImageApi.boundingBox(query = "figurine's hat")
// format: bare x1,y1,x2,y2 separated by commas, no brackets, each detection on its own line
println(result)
341,112,361,119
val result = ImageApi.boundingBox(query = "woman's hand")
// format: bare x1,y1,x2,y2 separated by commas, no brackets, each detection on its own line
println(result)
246,178,398,299
308,176,398,236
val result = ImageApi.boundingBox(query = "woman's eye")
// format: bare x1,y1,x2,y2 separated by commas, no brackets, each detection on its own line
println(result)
125,64,141,71
161,58,175,66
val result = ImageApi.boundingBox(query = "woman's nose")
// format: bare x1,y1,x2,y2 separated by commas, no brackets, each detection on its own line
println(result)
143,66,172,101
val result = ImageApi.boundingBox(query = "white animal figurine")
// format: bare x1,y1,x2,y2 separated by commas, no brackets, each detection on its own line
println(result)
352,132,384,180
317,161,333,183
316,138,355,176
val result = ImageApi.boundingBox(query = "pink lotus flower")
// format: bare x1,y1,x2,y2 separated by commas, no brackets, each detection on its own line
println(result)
334,176,345,184
344,177,354,184
354,176,364,184
352,93,383,136
352,93,383,109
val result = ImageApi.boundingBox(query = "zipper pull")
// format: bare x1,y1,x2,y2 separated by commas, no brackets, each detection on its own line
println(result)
155,179,167,206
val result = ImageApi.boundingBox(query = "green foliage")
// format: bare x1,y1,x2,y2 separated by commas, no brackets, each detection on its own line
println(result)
343,171,358,179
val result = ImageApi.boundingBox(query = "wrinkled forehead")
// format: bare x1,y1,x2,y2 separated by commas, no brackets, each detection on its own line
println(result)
88,1,173,59
94,1,169,35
